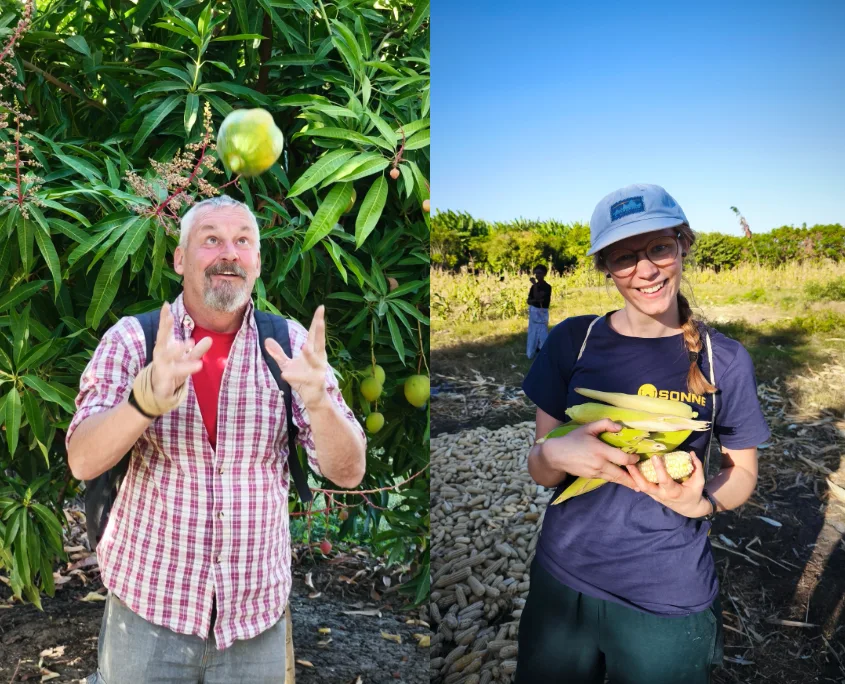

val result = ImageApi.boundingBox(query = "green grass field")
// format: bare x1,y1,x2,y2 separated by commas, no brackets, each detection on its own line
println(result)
433,262,845,414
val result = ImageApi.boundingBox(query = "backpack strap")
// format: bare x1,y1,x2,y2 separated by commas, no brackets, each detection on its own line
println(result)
704,331,717,475
575,316,601,364
254,309,314,504
84,309,160,551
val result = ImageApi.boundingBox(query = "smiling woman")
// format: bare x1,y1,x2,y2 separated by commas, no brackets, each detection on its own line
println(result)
515,183,771,684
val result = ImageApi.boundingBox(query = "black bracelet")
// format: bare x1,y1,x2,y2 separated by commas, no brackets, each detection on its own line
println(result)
700,488,718,522
128,388,157,419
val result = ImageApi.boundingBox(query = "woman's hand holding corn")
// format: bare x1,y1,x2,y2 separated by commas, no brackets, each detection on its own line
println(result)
626,451,712,518
540,419,640,491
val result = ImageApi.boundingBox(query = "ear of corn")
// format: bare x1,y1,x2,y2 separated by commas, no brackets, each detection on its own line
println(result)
565,403,710,432
637,452,694,483
574,387,697,419
539,390,701,504
551,451,695,505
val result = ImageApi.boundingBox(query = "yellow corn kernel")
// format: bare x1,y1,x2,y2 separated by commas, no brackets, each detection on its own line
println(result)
637,452,694,483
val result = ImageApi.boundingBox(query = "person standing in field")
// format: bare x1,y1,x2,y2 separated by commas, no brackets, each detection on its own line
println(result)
515,184,770,684
526,264,552,359
66,195,366,683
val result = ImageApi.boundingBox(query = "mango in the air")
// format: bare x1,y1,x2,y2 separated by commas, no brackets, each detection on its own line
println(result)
217,108,284,177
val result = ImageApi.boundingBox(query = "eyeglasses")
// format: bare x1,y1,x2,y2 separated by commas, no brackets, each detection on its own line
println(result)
603,233,682,277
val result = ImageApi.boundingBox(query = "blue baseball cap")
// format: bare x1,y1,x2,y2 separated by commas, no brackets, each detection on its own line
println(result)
587,184,688,256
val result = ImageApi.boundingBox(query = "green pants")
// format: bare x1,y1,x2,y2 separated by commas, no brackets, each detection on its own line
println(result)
514,561,723,684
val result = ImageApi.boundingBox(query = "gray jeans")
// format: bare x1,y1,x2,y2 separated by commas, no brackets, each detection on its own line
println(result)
87,593,286,683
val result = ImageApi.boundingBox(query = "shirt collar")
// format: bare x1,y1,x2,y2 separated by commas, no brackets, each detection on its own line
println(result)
172,292,256,339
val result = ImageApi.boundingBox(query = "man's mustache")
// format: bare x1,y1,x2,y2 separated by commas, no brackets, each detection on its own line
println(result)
205,263,246,278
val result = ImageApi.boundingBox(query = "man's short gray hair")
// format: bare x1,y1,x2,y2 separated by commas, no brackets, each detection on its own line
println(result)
179,196,260,250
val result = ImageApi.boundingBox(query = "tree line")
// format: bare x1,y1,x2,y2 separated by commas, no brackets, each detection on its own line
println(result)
432,210,844,273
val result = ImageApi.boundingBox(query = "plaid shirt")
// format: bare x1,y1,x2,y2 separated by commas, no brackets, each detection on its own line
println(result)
66,293,364,650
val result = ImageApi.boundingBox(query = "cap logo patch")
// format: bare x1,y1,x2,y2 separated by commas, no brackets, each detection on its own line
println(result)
610,196,645,222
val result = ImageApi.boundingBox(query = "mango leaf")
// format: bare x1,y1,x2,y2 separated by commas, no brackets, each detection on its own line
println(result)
135,80,189,96
104,157,121,188
111,218,151,273
205,60,235,78
367,110,398,148
128,41,189,56
390,298,429,325
131,95,182,153
55,154,102,182
324,238,348,284
287,150,357,198
29,210,62,299
199,82,271,107
399,163,415,199
4,387,21,454
407,0,430,35
385,311,405,365
355,176,388,248
0,281,48,314
326,154,389,185
149,222,166,291
387,279,426,298
31,503,64,558
395,118,429,139
388,301,414,335
16,512,30,586
21,390,48,466
17,339,59,372
64,35,91,57
38,199,91,226
184,93,199,134
211,33,266,42
301,127,389,150
302,183,354,252
86,252,123,329
20,375,76,413
4,507,23,549
40,551,55,596
17,216,33,272
403,129,430,151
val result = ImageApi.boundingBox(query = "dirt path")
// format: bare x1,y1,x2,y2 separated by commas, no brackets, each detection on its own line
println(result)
0,549,429,684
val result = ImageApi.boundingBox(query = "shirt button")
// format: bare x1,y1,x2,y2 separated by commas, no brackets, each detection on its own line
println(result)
218,467,224,475
217,511,224,519
216,554,223,563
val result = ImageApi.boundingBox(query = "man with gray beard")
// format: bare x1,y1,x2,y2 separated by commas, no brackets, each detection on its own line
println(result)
66,195,366,682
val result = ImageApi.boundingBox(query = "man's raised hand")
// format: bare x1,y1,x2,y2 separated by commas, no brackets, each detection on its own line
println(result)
265,305,329,410
150,302,212,403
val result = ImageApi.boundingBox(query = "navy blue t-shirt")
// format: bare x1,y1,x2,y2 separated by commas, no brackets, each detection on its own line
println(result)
522,312,770,617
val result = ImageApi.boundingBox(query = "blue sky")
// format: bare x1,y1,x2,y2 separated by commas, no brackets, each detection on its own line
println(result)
432,0,845,235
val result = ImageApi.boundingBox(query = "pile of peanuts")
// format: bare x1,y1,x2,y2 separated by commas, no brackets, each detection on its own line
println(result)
430,422,550,684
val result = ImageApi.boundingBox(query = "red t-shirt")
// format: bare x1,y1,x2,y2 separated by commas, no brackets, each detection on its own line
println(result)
190,323,237,449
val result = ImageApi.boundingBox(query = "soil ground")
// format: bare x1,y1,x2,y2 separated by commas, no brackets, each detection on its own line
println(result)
0,539,430,684
431,304,845,683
